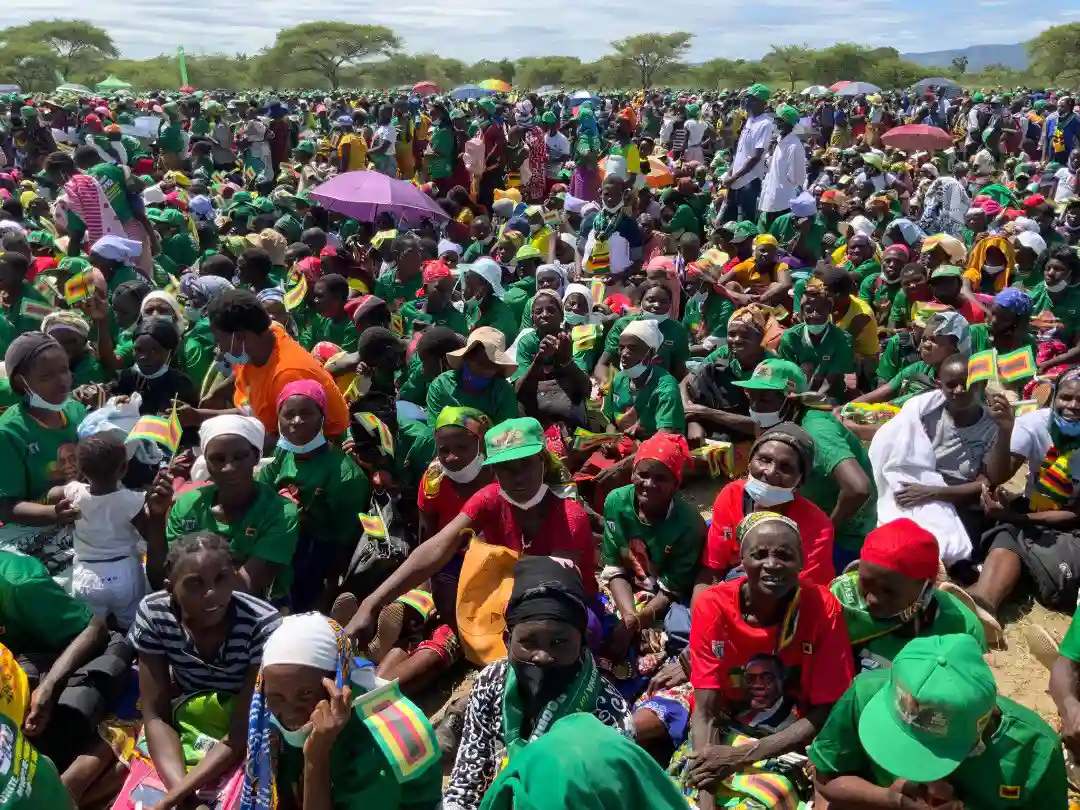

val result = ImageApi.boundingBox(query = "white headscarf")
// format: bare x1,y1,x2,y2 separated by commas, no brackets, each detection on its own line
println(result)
91,235,143,261
199,414,265,453
536,263,569,297
622,318,663,350
141,290,185,328
261,613,342,672
562,283,601,325
464,257,506,300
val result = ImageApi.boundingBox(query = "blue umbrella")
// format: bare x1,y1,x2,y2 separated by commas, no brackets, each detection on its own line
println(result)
450,84,496,101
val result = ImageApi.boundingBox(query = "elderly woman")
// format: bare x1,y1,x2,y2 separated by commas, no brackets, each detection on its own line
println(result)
443,557,634,810
426,327,519,425
0,333,85,575
965,233,1016,294
917,172,973,237
257,380,369,611
243,613,441,810
178,273,233,392
678,512,853,809
596,280,691,382
464,257,519,344
699,423,835,593
515,262,568,332
683,305,776,444
152,415,299,600
561,282,606,373
832,518,986,673
131,532,281,810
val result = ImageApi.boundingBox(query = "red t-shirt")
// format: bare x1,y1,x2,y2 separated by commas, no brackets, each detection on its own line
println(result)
461,483,597,594
689,579,854,710
417,465,470,534
703,480,836,587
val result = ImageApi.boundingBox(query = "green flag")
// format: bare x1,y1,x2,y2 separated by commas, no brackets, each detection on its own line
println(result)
177,45,188,87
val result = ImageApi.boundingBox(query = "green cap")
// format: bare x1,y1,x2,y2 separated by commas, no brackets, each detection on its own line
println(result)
57,256,92,274
972,92,985,103
746,83,771,101
859,634,996,783
26,230,54,248
147,208,186,227
293,139,316,156
723,220,760,244
514,245,543,262
930,265,963,279
540,111,557,125
732,358,807,393
775,104,799,128
484,417,547,465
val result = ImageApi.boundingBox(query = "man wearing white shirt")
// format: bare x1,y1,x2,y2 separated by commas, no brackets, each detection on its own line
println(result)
758,104,806,226
721,83,775,223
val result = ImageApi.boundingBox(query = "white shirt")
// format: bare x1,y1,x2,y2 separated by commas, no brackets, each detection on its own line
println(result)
63,483,146,563
731,113,775,189
684,119,708,147
545,131,570,178
1010,409,1063,499
759,132,807,213
1054,167,1077,204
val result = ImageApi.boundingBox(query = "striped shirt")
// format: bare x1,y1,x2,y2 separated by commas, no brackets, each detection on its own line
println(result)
129,590,281,694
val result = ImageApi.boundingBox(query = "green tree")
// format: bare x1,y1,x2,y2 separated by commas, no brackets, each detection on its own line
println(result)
1,19,116,81
514,56,582,91
469,59,516,83
696,58,759,90
0,40,63,92
812,43,875,84
764,44,812,91
951,55,969,75
610,31,692,89
1028,23,1080,84
266,21,399,89
865,58,925,90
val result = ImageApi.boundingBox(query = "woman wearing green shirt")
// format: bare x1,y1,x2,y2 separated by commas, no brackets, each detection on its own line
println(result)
561,283,606,374
463,257,520,344
107,278,153,369
427,102,457,195
1030,247,1080,371
0,252,52,340
398,259,468,338
257,380,369,612
41,310,107,388
155,415,299,600
426,327,519,425
597,281,691,382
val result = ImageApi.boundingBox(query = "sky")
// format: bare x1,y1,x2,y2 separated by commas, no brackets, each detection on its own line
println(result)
2,0,1079,63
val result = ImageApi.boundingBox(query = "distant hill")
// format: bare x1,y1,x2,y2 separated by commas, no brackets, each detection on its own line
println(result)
900,43,1028,71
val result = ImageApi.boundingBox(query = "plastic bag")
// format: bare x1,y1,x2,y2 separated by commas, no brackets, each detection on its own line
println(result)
78,393,165,463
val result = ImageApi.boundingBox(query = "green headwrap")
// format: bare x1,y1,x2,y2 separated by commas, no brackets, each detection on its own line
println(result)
434,406,491,436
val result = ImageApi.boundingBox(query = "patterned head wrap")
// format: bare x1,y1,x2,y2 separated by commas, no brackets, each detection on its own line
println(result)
728,305,769,341
434,406,491,438
993,287,1032,318
736,511,801,548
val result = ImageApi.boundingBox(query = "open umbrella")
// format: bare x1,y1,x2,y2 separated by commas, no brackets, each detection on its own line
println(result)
479,79,511,92
180,85,195,94
413,81,439,95
881,124,953,153
55,83,92,94
450,84,495,101
599,155,673,189
802,85,831,97
912,77,963,99
835,81,882,97
570,90,600,106
308,171,450,226
829,81,852,92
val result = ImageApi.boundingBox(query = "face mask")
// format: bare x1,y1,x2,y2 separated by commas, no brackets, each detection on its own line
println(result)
642,311,669,324
25,385,69,413
890,580,933,623
563,311,587,326
269,714,312,748
499,482,549,510
224,334,250,365
806,321,829,335
1054,411,1080,437
621,358,651,379
749,409,782,428
461,365,494,389
443,450,485,483
744,473,795,507
278,432,327,454
982,263,1006,276
688,291,707,307
1047,279,1069,293
510,656,581,707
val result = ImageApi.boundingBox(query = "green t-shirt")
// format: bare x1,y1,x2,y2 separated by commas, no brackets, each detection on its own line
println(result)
428,125,456,179
511,330,544,382
0,311,13,361
0,380,18,416
808,669,1067,810
702,345,777,379
256,446,370,548
399,300,468,338
0,551,92,655
1055,598,1080,662
769,212,825,261
683,291,736,341
157,121,184,152
88,163,133,223
300,314,359,353
1,283,51,339
277,707,442,810
798,409,876,552
569,322,605,374
395,418,436,490
1029,280,1080,343
603,367,685,436
162,232,199,270
373,269,423,312
601,484,704,598
778,324,855,378
889,360,937,406
397,354,430,408
426,369,518,425
166,482,299,596
876,332,920,386
504,277,537,330
115,326,135,368
70,353,106,387
968,323,1038,357
466,298,520,344
181,318,217,393
0,400,86,503
857,274,901,324
275,214,303,244
604,315,690,374
462,241,492,263
0,711,73,808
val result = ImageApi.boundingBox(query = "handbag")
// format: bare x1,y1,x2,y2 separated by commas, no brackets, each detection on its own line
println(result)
456,536,520,665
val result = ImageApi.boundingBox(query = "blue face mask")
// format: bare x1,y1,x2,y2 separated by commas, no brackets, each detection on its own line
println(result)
1054,412,1080,437
135,356,171,380
25,385,68,412
224,334,250,366
564,311,587,326
461,365,494,389
277,432,327,454
744,473,795,507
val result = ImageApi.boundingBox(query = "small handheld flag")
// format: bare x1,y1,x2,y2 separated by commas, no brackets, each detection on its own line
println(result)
358,513,387,538
542,209,560,229
1013,399,1040,416
126,411,181,455
997,346,1037,383
357,412,394,456
967,350,998,386
33,275,60,305
18,298,52,322
284,274,308,311
584,240,611,275
395,589,435,621
353,680,439,781
390,311,404,336
571,428,620,451
589,279,606,306
63,271,94,305
571,323,598,354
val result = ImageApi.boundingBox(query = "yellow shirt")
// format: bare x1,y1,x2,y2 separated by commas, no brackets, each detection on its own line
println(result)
730,258,789,295
836,295,879,358
338,133,367,172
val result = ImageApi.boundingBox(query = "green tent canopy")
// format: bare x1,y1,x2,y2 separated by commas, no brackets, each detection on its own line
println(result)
95,75,132,92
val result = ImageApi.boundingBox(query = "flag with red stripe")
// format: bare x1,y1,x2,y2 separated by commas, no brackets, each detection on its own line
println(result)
354,681,438,781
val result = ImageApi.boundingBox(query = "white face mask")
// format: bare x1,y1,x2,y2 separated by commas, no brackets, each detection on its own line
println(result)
499,483,549,510
982,263,1006,276
270,714,312,748
443,451,485,483
563,311,587,326
744,473,795,507
25,385,68,412
1047,279,1069,293
749,409,782,428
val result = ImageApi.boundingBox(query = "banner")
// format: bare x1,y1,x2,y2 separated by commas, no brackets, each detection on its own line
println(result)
177,46,189,88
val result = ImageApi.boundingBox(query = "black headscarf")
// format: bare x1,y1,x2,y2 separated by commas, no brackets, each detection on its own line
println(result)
133,315,180,352
751,422,815,481
4,332,62,379
506,557,588,634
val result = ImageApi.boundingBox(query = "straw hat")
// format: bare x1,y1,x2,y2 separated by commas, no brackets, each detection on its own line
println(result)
446,327,518,375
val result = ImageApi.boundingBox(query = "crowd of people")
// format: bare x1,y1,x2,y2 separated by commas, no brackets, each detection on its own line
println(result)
0,78,1078,809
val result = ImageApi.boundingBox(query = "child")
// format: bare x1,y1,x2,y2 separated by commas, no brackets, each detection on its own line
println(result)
61,433,149,629
300,273,358,352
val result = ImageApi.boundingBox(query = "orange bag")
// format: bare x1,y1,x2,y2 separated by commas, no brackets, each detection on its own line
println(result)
456,535,520,666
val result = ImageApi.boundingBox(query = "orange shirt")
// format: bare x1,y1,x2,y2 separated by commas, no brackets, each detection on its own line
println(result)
234,323,350,437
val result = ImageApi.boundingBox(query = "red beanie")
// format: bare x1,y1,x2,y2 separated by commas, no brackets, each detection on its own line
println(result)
860,518,939,580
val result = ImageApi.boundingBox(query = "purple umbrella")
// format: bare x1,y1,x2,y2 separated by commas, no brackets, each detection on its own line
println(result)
307,171,449,225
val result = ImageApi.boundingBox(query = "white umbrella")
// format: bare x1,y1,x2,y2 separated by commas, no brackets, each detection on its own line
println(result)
803,85,830,96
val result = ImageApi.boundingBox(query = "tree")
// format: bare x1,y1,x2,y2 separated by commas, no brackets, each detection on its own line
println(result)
0,40,64,92
696,58,758,90
469,59,515,83
514,56,582,91
812,43,875,84
1029,23,1080,85
866,58,925,90
1,19,116,80
951,55,969,75
266,22,399,89
764,44,812,91
610,31,692,89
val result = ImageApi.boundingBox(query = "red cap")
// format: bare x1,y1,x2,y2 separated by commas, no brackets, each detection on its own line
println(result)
1023,194,1047,209
861,518,939,580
